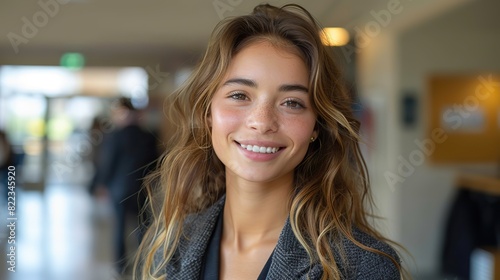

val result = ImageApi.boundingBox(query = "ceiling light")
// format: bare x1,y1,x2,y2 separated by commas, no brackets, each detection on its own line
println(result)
321,27,350,46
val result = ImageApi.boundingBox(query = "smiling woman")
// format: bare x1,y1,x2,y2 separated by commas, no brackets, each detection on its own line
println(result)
210,41,316,185
134,4,406,280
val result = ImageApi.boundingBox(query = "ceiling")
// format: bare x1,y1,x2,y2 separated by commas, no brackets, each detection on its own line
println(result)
0,0,469,68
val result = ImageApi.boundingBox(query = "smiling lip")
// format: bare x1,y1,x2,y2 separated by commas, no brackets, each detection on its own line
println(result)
235,141,282,154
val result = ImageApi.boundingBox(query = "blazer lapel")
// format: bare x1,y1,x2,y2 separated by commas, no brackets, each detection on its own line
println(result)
266,219,323,280
165,198,323,279
166,197,225,279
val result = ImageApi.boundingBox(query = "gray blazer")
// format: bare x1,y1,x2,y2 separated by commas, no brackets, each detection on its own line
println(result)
158,197,401,279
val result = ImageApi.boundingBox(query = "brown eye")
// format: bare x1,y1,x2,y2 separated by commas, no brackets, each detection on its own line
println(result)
282,98,305,109
228,92,248,101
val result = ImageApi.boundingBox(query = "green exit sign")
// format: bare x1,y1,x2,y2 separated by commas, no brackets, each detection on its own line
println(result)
60,52,85,69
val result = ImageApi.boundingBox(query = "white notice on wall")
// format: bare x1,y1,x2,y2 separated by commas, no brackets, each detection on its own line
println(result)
441,106,486,133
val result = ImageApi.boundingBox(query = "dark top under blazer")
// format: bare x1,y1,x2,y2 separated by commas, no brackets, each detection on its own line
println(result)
156,196,401,279
200,209,273,280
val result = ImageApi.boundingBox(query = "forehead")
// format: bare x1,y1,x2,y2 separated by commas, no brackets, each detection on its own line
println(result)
223,41,309,83
236,35,304,59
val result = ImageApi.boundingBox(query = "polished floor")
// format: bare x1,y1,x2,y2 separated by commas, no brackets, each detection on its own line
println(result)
0,184,127,280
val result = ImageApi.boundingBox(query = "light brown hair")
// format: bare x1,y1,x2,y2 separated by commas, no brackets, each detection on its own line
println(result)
134,4,405,279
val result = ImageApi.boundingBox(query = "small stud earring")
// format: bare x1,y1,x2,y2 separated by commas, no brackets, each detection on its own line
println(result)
310,137,315,143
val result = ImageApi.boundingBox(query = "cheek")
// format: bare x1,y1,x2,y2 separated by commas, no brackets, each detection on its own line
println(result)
284,116,317,143
210,105,243,138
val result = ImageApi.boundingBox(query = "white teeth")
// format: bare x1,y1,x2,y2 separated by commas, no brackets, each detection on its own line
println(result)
240,144,280,154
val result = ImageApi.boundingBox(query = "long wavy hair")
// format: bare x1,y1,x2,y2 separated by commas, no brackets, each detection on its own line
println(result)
134,4,404,279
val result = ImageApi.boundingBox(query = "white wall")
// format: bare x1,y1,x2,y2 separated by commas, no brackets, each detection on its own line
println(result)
398,0,500,276
356,0,500,277
357,32,401,242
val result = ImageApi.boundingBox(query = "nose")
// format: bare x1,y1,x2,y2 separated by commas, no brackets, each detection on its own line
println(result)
246,101,279,134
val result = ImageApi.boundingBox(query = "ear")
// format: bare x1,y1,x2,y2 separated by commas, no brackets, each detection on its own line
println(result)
312,129,318,140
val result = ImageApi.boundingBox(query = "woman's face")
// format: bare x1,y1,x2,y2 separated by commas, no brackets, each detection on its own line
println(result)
210,41,317,185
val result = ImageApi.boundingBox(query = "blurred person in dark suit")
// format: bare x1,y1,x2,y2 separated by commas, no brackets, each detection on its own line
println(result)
87,116,107,195
93,97,158,274
0,130,15,206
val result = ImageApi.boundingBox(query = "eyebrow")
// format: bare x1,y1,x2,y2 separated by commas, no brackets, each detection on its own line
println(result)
223,78,309,94
224,78,256,88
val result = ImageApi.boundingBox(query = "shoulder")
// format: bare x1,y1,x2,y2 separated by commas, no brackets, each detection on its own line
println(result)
118,124,142,136
182,197,225,234
176,197,226,256
268,221,401,280
153,197,225,277
340,228,401,280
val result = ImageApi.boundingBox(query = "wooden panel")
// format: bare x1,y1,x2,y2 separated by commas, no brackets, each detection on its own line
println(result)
428,75,500,163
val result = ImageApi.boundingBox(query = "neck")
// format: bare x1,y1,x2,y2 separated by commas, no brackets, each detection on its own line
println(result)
223,174,293,250
116,112,138,128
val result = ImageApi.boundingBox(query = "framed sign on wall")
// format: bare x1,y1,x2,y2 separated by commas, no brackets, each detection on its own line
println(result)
427,74,500,163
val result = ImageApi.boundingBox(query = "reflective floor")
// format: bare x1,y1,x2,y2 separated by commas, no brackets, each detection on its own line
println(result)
1,184,121,280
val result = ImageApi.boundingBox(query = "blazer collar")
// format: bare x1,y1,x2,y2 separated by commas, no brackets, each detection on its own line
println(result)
165,196,322,279
165,197,225,279
267,219,323,279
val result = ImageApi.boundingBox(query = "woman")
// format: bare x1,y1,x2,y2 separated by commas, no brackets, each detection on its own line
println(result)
135,4,405,279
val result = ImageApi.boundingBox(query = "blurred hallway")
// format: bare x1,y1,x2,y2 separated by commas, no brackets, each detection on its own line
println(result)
1,183,121,280
1,0,500,279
